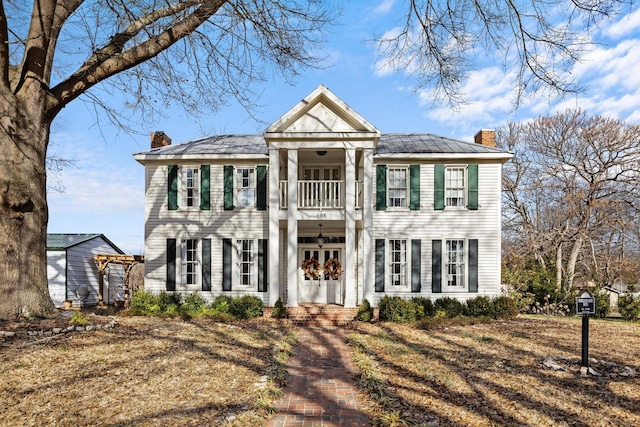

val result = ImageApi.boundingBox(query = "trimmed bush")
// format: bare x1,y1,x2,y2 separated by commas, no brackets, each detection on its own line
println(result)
493,296,519,320
619,295,640,322
130,290,161,314
378,296,423,323
411,297,435,318
182,293,206,313
594,291,610,318
212,295,233,313
229,295,264,319
465,296,496,318
272,298,288,319
434,297,466,318
355,299,374,322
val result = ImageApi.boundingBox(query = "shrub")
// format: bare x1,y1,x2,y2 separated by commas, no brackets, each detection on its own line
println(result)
229,295,264,319
130,290,161,314
158,291,182,309
355,299,374,322
493,296,519,320
212,295,233,313
272,298,288,319
182,293,206,313
69,312,89,326
619,295,640,322
465,296,496,318
594,291,610,318
199,306,236,322
378,296,423,323
434,297,466,318
411,297,435,318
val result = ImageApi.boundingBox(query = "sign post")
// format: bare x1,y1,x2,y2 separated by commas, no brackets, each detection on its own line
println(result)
576,292,595,372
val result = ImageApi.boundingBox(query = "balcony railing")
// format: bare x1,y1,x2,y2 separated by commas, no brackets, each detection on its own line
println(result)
279,180,362,209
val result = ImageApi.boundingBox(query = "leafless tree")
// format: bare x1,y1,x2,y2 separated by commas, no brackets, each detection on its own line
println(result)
0,0,336,318
377,0,633,106
500,110,640,294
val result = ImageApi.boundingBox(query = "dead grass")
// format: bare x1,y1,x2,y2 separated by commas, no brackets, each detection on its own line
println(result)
0,316,295,427
348,316,640,427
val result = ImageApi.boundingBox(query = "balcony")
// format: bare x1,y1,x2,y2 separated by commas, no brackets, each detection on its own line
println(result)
279,181,362,209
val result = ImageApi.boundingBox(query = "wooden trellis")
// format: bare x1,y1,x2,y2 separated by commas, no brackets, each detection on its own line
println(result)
94,254,144,307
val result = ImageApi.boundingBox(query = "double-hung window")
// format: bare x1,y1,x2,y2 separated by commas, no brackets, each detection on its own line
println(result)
389,239,408,287
181,239,198,286
183,167,199,208
388,167,408,208
237,239,255,286
446,239,465,287
445,166,465,207
236,168,256,207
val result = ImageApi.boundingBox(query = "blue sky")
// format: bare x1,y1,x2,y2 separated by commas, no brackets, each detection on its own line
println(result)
46,1,640,254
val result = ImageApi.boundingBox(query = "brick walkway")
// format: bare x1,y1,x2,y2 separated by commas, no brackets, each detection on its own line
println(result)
267,326,371,427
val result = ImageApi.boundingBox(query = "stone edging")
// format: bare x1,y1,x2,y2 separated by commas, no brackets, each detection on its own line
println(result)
0,320,118,340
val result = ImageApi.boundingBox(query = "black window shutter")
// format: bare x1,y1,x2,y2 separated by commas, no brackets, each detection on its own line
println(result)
223,166,234,210
258,239,268,292
202,238,211,291
411,239,421,292
432,240,442,293
468,239,478,292
222,238,232,291
410,164,420,211
166,239,176,291
375,239,385,292
468,164,479,210
168,165,178,210
434,164,445,210
256,165,267,211
200,165,210,210
376,165,387,211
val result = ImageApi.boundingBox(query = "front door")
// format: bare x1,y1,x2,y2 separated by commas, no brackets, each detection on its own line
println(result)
299,247,343,304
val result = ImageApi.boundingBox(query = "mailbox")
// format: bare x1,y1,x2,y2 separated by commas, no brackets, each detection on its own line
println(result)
576,292,595,315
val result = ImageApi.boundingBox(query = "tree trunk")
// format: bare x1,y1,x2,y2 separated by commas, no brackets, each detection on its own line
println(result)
565,236,583,294
555,242,563,292
0,89,56,318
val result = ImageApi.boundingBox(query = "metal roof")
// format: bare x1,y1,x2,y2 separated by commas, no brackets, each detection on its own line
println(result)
46,234,124,253
134,133,510,157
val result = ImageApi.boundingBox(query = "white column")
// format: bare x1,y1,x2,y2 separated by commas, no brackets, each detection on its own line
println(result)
344,148,357,307
286,149,299,306
268,148,280,306
362,148,374,303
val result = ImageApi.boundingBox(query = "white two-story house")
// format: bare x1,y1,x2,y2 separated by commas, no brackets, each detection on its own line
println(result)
134,85,512,308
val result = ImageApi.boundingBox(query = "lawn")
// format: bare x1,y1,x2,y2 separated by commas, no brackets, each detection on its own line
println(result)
0,315,294,427
348,316,640,426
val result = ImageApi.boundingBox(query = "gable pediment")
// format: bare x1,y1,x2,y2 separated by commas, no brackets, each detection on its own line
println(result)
265,85,379,136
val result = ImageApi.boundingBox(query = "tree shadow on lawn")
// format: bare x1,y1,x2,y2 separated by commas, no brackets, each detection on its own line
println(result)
0,317,290,426
348,318,640,427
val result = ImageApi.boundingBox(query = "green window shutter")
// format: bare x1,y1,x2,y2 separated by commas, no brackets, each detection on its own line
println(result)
168,165,178,210
434,164,445,210
375,239,385,292
411,239,421,292
256,165,267,211
410,164,420,210
258,239,268,292
223,166,234,210
200,165,210,210
376,165,387,211
222,238,232,291
468,239,478,293
468,164,478,210
166,239,176,291
201,238,211,291
431,240,442,293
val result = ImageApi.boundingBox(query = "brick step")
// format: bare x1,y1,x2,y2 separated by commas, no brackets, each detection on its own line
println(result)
283,304,359,326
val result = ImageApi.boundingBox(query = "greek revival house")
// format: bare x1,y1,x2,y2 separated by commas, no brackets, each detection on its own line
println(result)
134,85,512,308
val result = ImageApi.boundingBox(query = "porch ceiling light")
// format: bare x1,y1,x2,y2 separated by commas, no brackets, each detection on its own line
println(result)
316,224,325,248
316,150,327,156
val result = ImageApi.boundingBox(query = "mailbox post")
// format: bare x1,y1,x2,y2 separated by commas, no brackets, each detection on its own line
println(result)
576,292,595,370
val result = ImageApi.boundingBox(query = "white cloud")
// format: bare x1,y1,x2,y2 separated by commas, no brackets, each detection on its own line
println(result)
373,0,396,16
604,8,640,39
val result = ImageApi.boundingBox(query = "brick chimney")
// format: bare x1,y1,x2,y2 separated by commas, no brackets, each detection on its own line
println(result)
150,131,171,149
474,129,496,148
